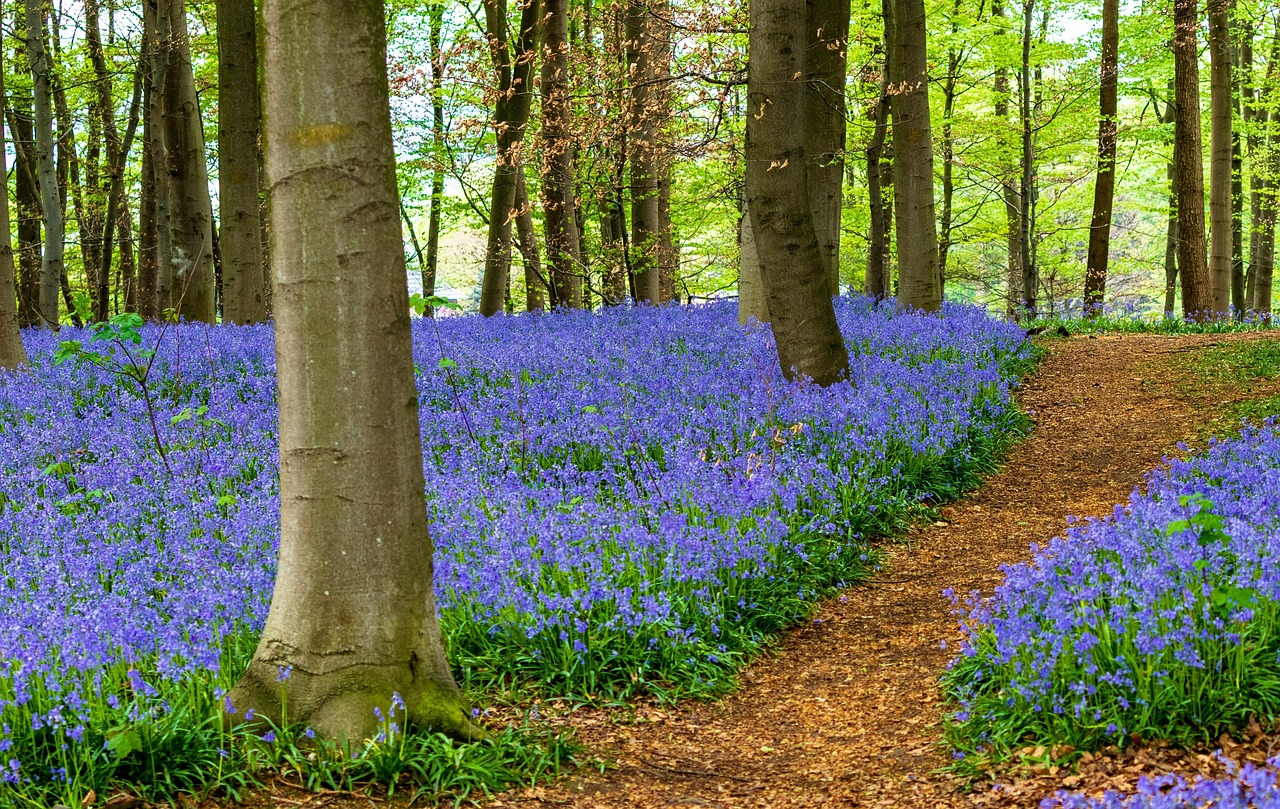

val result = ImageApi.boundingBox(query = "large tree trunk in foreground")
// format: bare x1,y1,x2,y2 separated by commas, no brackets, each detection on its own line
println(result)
888,0,941,312
1208,0,1234,315
0,27,28,368
1082,0,1119,315
1174,0,1213,318
217,0,266,324
746,0,849,384
230,0,479,744
806,0,848,296
26,0,61,329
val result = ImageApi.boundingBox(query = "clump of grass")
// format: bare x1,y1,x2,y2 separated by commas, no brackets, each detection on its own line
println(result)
1189,338,1280,429
1025,311,1274,336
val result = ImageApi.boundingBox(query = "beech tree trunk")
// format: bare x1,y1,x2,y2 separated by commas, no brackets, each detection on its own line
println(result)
737,204,767,324
230,0,480,744
217,0,267,324
479,0,541,316
0,26,28,368
1208,0,1234,315
540,0,583,310
1017,0,1036,317
1163,95,1180,315
746,0,849,384
865,63,890,299
163,0,216,322
806,0,848,295
626,0,666,303
1083,0,1119,315
7,67,41,327
1174,0,1213,318
888,0,941,312
992,0,1023,318
26,0,61,329
513,169,544,311
1247,24,1280,314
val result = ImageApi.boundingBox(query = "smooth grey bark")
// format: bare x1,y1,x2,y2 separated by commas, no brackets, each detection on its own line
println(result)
737,204,767,324
424,1,445,307
230,0,479,744
806,0,848,296
540,0,583,309
1247,23,1280,313
865,62,890,300
0,27,28,368
1083,0,1119,315
1162,94,1179,315
888,0,941,312
163,0,216,322
513,169,544,311
217,0,267,324
25,0,61,329
1208,0,1234,315
626,0,666,303
746,0,849,385
992,0,1024,318
1174,0,1213,318
1017,0,1036,317
478,0,541,316
6,52,41,327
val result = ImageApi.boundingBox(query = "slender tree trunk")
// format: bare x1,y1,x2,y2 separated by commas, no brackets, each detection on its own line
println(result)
0,26,28,367
25,0,60,329
217,0,266,324
1208,0,1234,315
657,163,676,302
231,0,481,744
540,0,583,310
746,0,849,383
1017,0,1037,317
888,0,941,311
806,0,848,296
1174,0,1213,317
424,1,445,306
938,0,962,289
164,0,217,322
1083,0,1119,315
992,0,1023,318
513,169,545,311
146,0,172,316
479,0,541,316
7,75,41,327
1247,22,1280,313
1163,94,1180,315
865,83,890,299
1231,17,1245,313
626,0,665,303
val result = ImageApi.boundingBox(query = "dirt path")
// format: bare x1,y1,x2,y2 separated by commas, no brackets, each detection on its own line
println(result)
480,333,1278,809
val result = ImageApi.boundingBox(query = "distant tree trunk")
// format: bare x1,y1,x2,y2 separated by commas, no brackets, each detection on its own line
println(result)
217,0,267,324
478,0,541,316
806,0,848,295
993,0,1023,318
540,0,583,309
1246,24,1280,314
888,0,941,312
1163,95,1180,315
232,0,480,744
25,0,61,329
145,0,172,316
7,79,42,327
602,202,628,305
1231,20,1245,314
626,0,666,303
1017,0,1036,317
746,0,849,384
0,27,28,368
657,165,677,302
864,84,890,300
164,0,217,322
1174,0,1212,318
737,204,767,324
1208,0,1234,315
1083,0,1119,315
424,1,445,306
513,169,545,311
938,0,962,290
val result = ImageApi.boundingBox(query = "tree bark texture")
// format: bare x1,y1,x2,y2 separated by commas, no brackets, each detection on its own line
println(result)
540,0,583,309
7,71,42,327
1017,0,1036,316
479,0,541,316
1163,95,1179,315
217,0,267,324
865,77,890,299
230,0,479,744
737,204,768,324
746,0,849,384
805,0,848,296
1208,0,1234,315
626,0,667,303
1083,0,1119,315
0,26,29,368
26,0,62,329
888,0,941,312
1174,0,1213,318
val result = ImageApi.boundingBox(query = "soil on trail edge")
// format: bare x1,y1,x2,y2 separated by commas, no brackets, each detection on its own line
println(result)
481,333,1276,809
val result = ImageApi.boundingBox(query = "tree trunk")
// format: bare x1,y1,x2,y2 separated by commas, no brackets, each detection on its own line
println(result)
1247,22,1280,313
479,0,541,316
217,0,266,324
145,0,172,316
7,71,41,327
746,0,849,384
938,0,962,291
1163,95,1180,315
657,164,677,302
0,26,28,367
737,204,768,324
1174,0,1213,318
25,0,61,329
164,0,217,322
540,0,583,309
1208,0,1234,315
992,0,1023,318
865,66,890,300
1017,0,1036,317
1082,0,1119,315
513,169,545,311
231,0,480,745
806,0,848,296
424,1,445,307
888,0,941,312
626,0,665,303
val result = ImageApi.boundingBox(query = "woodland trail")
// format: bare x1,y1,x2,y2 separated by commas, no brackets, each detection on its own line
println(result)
480,332,1280,809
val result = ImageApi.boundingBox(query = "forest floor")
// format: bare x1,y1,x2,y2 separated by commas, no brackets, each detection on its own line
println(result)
237,332,1280,809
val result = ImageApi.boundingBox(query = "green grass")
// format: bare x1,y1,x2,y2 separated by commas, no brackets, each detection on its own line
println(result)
1189,337,1280,429
1025,312,1276,336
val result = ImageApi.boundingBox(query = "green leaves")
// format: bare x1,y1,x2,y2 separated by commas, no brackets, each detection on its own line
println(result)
409,293,462,316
